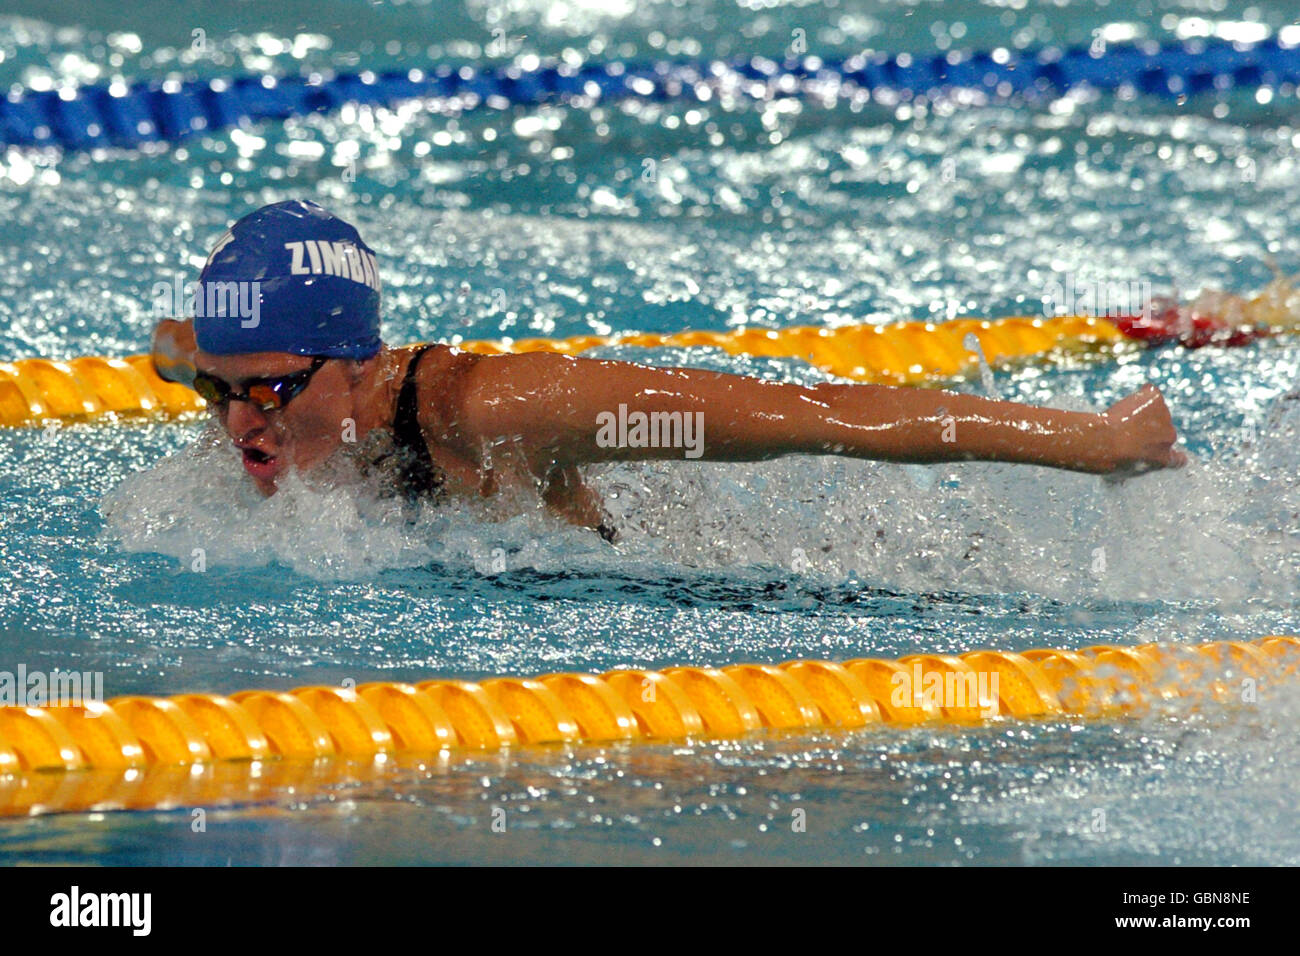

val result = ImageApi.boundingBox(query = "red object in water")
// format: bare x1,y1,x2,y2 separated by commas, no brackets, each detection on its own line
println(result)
1110,302,1270,348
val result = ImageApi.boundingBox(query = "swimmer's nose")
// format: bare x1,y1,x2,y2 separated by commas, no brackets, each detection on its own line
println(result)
225,397,269,438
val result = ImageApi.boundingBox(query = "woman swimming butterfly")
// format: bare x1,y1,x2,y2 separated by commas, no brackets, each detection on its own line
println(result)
152,200,1186,541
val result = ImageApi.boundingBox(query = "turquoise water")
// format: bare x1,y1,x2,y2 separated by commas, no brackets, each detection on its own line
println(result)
2,0,1299,864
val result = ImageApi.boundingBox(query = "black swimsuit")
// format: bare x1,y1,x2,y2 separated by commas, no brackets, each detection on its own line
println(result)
388,345,618,543
391,345,444,501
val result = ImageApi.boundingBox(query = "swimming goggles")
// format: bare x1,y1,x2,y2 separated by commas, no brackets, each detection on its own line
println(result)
193,357,328,412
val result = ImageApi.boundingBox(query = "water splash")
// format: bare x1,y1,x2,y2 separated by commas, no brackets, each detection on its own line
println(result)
100,385,1300,608
99,418,612,582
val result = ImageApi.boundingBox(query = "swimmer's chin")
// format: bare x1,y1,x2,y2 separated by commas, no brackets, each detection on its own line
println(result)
240,449,282,493
245,449,358,497
239,444,327,495
238,437,393,499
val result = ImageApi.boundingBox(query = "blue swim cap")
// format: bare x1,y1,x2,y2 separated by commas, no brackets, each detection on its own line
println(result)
193,200,382,359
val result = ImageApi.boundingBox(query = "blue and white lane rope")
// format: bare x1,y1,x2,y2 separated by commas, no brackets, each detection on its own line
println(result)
3,37,1300,151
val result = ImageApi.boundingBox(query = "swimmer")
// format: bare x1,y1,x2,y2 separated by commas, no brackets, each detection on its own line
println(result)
152,200,1187,540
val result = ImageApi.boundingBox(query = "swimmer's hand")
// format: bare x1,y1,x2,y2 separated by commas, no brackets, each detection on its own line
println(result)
151,318,198,387
1101,384,1187,480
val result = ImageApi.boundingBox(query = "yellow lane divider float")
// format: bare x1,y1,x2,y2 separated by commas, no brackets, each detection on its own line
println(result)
0,314,1126,426
10,271,1300,425
1,636,1296,816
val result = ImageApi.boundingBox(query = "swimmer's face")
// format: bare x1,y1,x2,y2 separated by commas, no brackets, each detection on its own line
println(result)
194,352,360,495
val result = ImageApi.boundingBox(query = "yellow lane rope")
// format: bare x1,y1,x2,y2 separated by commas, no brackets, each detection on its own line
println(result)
2,636,1296,816
0,315,1126,427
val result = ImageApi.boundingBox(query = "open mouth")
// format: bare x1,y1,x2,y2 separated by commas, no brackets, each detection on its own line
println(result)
239,446,279,479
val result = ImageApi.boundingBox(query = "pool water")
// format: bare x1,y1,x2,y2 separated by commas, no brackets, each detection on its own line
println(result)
1,0,1299,865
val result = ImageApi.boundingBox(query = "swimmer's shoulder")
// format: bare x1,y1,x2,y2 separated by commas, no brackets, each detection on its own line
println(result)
398,343,567,446
398,340,563,394
392,342,489,440
396,342,580,438
387,342,479,388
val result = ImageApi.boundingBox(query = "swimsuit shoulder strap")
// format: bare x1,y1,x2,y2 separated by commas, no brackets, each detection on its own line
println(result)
389,344,614,538
392,345,442,498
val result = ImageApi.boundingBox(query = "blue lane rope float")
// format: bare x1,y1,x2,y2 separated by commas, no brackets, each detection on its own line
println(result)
4,37,1300,151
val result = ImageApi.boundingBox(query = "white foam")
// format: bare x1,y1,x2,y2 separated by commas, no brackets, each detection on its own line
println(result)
101,396,1300,602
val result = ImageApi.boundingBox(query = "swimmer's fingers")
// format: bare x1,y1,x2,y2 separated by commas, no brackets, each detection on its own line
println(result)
1102,383,1186,478
1101,443,1188,484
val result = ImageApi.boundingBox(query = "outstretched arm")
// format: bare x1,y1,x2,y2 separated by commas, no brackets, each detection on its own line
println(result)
454,351,1185,477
